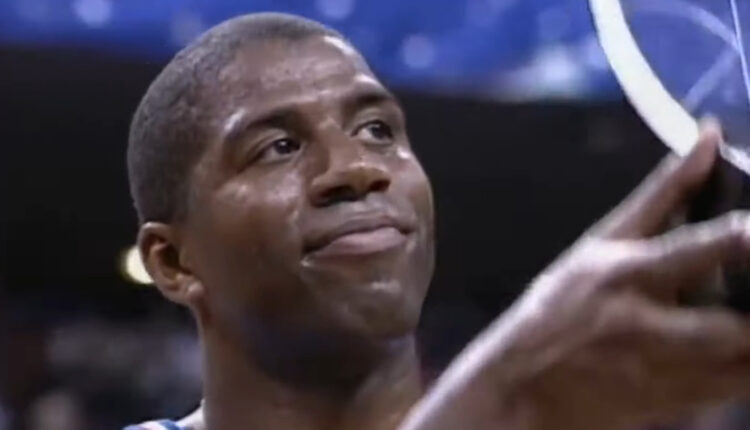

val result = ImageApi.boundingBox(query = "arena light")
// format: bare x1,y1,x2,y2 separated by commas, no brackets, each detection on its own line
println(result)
120,245,153,285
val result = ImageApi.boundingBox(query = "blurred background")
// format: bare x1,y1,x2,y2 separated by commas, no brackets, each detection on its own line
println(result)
0,0,684,429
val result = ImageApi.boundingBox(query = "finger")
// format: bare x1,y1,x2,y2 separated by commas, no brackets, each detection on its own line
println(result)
632,300,750,359
627,211,750,296
686,156,744,223
592,119,721,239
676,266,726,307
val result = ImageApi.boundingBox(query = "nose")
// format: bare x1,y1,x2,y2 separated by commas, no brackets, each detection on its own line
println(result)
309,134,391,207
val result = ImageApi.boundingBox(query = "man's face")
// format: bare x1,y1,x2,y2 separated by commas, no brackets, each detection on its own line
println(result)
181,36,435,341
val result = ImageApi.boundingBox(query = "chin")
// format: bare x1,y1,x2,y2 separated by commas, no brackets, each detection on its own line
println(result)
366,313,420,339
330,282,425,339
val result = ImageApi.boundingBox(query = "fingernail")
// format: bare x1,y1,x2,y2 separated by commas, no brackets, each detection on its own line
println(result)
698,115,721,130
684,138,717,176
698,116,724,146
685,118,722,173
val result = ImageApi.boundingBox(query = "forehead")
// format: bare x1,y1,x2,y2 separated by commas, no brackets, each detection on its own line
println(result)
213,36,381,112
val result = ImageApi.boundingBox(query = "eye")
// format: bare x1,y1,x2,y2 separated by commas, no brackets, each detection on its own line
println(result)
256,138,302,164
354,120,394,144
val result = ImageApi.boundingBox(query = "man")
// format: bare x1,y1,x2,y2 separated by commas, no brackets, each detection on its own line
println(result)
126,12,750,430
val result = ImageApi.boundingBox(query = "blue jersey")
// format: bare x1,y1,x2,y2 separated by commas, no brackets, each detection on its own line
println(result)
124,421,186,430
124,404,203,430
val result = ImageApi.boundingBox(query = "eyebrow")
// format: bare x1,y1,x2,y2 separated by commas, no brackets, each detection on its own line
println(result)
343,88,401,117
221,106,298,149
220,85,401,149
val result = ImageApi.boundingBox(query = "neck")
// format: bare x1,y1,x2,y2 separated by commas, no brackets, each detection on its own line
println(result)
201,323,424,430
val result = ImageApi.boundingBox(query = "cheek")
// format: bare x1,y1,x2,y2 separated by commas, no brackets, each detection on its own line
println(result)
400,158,436,275
397,156,435,232
201,172,306,280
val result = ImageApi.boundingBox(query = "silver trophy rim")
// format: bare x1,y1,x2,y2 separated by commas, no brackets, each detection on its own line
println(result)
589,0,750,173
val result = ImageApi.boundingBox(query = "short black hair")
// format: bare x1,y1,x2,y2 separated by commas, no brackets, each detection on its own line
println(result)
127,12,344,223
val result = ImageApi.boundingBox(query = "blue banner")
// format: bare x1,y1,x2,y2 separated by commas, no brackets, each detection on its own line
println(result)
0,0,621,99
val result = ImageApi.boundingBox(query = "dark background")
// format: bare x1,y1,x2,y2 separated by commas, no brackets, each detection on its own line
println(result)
0,46,665,428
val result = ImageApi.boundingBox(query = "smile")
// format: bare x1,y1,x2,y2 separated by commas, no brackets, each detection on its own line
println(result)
304,216,413,259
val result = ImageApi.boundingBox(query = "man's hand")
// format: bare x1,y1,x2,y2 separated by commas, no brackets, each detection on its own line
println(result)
400,120,750,430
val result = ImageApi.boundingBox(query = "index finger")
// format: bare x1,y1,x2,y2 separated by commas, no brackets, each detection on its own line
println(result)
625,211,750,297
592,119,721,239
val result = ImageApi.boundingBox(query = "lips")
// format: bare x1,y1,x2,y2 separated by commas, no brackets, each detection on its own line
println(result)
304,215,413,258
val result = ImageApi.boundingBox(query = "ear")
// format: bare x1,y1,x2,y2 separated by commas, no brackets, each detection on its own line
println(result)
137,222,204,308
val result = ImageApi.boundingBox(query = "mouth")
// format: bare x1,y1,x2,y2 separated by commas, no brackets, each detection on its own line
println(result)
304,216,413,259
